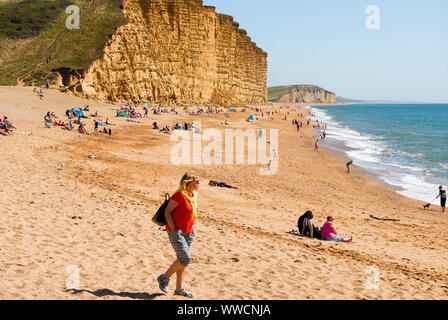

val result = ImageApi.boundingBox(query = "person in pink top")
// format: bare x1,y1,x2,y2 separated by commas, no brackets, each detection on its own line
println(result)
321,216,352,242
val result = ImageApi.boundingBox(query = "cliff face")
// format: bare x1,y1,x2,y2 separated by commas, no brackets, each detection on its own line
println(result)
269,85,336,104
68,0,267,105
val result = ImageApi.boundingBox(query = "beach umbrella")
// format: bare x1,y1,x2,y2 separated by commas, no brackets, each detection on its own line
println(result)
70,108,84,117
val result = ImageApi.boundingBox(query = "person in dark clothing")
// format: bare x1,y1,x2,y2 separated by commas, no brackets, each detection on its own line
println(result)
436,186,446,213
208,180,239,189
297,210,321,239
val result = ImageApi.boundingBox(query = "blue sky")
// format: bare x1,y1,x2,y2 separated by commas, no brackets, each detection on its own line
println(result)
203,0,448,102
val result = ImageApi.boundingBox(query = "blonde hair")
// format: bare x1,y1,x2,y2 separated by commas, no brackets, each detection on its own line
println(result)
327,216,334,221
180,171,198,189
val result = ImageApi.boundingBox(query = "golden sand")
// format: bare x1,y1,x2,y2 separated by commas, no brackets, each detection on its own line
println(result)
0,86,447,300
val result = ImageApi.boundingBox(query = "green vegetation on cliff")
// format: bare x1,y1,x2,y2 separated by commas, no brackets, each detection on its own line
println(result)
267,86,288,100
0,0,127,86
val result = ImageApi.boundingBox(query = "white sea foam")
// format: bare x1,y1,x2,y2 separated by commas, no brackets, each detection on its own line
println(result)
312,107,447,204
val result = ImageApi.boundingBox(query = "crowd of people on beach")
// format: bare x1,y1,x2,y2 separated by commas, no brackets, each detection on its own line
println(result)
154,121,200,134
33,87,45,100
42,105,114,136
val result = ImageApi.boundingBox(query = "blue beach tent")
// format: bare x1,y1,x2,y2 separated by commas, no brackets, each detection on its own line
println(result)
248,115,257,121
70,108,84,117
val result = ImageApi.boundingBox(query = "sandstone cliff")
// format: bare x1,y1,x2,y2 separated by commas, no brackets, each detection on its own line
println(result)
63,0,267,105
268,85,336,104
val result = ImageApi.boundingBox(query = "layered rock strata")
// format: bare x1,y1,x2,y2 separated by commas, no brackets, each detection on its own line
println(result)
68,0,267,105
270,85,336,104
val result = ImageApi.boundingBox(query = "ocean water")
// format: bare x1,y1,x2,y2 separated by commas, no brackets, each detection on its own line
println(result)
310,104,448,204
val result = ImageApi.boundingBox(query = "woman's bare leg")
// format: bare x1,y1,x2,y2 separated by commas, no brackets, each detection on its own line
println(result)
176,267,187,290
165,260,184,279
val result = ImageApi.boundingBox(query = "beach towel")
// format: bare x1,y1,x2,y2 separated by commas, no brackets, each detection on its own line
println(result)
287,230,308,237
13,131,32,136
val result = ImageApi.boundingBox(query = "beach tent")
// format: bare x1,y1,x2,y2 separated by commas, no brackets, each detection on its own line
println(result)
70,108,84,117
247,115,257,121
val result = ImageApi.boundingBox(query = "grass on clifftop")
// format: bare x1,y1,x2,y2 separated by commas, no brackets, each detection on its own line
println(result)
0,0,128,86
267,86,287,100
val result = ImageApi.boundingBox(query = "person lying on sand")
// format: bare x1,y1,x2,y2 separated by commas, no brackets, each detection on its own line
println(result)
297,210,322,239
54,121,66,127
208,180,239,189
321,216,352,242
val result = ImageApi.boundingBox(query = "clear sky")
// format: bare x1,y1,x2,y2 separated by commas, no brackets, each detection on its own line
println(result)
203,0,448,103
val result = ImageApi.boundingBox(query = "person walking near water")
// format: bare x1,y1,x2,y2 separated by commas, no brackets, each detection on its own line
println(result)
346,160,354,174
314,140,319,152
436,185,446,213
157,172,200,298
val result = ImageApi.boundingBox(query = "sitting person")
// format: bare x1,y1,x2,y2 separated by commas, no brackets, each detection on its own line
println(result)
78,123,88,134
208,180,239,189
3,116,16,129
153,122,159,130
297,210,321,239
159,126,171,133
64,121,73,131
321,216,352,242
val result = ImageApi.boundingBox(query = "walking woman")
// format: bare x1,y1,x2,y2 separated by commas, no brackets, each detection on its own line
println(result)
157,172,199,298
436,185,446,213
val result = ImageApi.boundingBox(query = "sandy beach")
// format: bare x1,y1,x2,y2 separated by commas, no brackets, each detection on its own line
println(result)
0,86,447,300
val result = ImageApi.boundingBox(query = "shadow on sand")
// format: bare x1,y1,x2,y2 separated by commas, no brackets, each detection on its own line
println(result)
67,288,165,300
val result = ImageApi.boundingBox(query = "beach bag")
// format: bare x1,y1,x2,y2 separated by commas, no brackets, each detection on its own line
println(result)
152,193,171,227
313,226,322,240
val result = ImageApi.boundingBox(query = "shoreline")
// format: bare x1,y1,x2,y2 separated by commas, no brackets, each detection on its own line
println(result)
309,105,447,205
312,131,408,195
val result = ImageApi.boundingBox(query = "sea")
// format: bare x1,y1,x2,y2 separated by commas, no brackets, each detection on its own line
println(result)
310,104,448,204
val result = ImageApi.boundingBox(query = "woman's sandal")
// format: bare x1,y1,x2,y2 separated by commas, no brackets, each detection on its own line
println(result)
174,288,194,298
